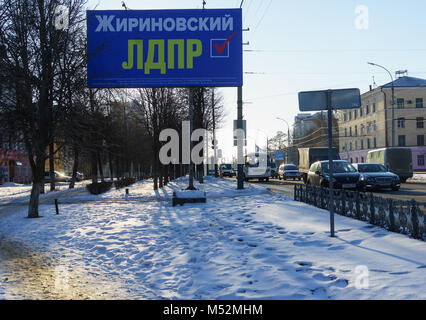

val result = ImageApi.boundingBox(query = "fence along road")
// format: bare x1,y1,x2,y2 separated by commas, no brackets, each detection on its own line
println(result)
246,178,426,202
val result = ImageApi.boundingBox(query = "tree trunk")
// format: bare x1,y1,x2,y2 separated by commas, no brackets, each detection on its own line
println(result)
28,159,44,218
97,152,105,182
69,146,79,189
91,151,98,184
49,142,55,191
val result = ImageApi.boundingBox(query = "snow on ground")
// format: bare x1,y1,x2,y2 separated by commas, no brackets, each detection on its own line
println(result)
0,181,88,205
0,177,426,300
410,174,426,181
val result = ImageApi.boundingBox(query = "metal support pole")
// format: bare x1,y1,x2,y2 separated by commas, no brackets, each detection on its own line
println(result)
327,90,335,237
212,89,218,177
187,88,196,190
237,86,244,190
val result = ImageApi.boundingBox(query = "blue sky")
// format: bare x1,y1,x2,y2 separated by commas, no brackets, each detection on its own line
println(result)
87,0,426,161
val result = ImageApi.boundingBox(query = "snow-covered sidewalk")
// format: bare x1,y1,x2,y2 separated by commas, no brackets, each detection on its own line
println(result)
0,177,425,300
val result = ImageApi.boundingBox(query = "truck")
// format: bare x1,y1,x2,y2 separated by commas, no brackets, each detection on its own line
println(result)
366,148,413,183
298,147,340,183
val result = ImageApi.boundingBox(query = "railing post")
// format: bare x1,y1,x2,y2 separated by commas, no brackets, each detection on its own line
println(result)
411,199,420,239
388,198,395,232
294,184,297,201
369,193,375,225
355,191,361,220
341,191,346,216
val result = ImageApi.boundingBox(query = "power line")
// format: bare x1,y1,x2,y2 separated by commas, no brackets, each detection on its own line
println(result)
252,0,273,34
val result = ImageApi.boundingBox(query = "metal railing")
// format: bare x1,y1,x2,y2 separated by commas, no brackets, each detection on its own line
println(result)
294,184,426,241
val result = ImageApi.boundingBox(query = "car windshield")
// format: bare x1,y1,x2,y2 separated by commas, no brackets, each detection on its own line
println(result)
221,164,232,170
322,162,357,174
358,164,387,173
285,165,297,170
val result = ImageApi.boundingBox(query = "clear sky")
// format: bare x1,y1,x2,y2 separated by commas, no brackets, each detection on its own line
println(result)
87,0,426,162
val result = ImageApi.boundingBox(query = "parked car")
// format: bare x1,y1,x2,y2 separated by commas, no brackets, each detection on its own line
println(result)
44,171,72,183
353,163,400,191
220,164,234,177
75,172,84,181
307,160,364,190
279,164,302,181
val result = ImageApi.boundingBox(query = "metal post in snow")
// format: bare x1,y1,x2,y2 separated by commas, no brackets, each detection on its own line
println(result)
187,88,196,190
327,90,335,237
237,86,244,190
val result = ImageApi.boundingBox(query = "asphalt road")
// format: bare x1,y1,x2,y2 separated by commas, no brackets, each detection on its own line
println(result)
240,178,426,203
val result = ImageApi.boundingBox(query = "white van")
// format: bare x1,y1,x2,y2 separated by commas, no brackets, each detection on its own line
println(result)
243,153,272,182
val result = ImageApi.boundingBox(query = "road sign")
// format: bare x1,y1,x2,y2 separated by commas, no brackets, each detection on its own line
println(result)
87,9,243,88
298,88,361,238
298,88,361,111
274,152,285,161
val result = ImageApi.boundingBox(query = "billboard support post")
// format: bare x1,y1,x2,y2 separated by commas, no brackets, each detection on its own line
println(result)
187,88,196,190
237,86,244,190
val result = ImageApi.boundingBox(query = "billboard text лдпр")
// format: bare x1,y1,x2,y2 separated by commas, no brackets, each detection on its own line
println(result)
87,9,243,88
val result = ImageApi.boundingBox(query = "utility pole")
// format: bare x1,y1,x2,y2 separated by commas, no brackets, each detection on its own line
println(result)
368,62,395,147
212,89,218,177
237,86,244,190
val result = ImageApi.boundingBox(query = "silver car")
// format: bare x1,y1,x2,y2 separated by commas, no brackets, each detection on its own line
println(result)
278,164,302,181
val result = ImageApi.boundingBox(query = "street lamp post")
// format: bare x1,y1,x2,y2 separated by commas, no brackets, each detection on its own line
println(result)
276,117,291,163
368,62,395,147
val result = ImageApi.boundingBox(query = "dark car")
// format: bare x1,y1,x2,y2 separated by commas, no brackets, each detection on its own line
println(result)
220,164,234,177
353,163,400,191
270,163,278,179
307,160,364,190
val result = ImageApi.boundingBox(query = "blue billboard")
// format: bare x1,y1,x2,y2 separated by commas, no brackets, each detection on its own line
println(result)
87,9,243,88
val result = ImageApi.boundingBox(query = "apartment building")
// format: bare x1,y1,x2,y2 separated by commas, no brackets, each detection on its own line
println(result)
338,76,426,171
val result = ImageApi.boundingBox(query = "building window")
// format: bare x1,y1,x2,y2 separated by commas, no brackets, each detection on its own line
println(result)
372,103,376,113
366,105,370,115
367,139,371,149
417,117,424,129
361,139,364,150
398,135,406,147
374,137,377,148
418,135,425,146
361,157,365,163
397,98,405,109
355,125,358,136
350,142,353,151
373,120,377,131
367,122,371,134
361,124,365,135
416,98,424,108
355,157,359,163
349,112,352,121
397,118,406,128
354,110,358,119
418,155,425,167
360,107,363,117
344,128,347,137
349,127,352,137
344,113,347,121
355,141,358,150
